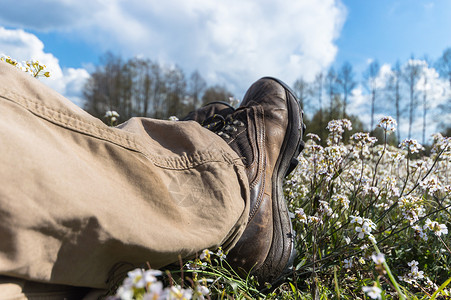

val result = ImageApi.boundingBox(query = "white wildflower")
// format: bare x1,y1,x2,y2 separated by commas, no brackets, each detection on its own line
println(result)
306,133,321,142
398,195,425,224
326,119,352,145
199,249,211,261
332,194,350,209
419,176,443,195
362,285,382,299
431,133,451,154
408,260,419,268
162,285,193,300
350,215,364,225
355,221,376,239
409,267,424,280
377,116,397,132
371,253,385,265
308,215,323,225
193,284,210,300
412,225,428,241
143,281,164,300
295,208,308,224
105,110,120,118
216,247,226,261
424,218,448,236
318,200,333,216
351,132,378,147
343,258,353,269
399,139,424,154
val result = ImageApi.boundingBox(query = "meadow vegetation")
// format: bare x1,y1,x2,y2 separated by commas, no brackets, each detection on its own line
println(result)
109,117,450,300
2,54,449,299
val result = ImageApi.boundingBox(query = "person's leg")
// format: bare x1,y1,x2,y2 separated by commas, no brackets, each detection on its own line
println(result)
0,61,250,294
0,276,92,300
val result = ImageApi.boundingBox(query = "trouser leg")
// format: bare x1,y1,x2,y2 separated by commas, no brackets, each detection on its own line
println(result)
0,62,249,292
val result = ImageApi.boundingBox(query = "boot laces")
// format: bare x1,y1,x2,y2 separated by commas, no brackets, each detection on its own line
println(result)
202,114,245,139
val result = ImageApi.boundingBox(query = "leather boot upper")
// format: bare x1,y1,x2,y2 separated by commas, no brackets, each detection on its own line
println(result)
181,101,234,124
204,78,304,286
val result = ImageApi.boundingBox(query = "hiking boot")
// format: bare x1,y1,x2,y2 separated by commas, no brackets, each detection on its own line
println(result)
203,77,305,287
180,101,235,124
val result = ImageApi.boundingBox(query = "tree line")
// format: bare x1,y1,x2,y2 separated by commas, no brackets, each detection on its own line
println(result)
294,48,451,145
83,52,234,121
83,48,451,145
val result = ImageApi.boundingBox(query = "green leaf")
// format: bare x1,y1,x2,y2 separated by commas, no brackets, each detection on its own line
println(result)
289,282,297,294
430,275,451,300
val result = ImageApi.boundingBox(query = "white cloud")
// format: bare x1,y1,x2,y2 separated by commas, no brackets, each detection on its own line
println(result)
375,63,392,90
61,68,91,107
0,0,346,97
0,27,90,106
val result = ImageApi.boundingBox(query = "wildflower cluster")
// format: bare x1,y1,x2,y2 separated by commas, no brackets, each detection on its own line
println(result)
286,116,450,299
110,266,209,300
424,218,448,236
350,215,377,241
111,247,264,299
399,138,424,154
326,119,352,145
350,132,377,157
1,55,50,77
377,116,397,132
398,195,425,224
397,260,444,295
105,110,120,126
362,284,383,299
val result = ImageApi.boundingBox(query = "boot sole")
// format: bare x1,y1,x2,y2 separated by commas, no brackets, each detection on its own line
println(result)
258,77,304,288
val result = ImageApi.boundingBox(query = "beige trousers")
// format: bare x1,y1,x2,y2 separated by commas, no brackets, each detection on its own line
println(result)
0,62,249,298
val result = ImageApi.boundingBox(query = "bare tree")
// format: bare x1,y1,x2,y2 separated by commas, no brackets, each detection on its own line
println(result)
435,48,451,133
337,61,356,119
130,58,152,117
165,65,187,117
363,60,380,131
435,47,451,88
419,57,431,145
189,70,207,110
311,72,324,138
150,62,166,119
84,52,126,120
386,61,403,144
293,77,309,112
403,57,421,139
201,85,233,105
120,62,134,119
325,67,337,120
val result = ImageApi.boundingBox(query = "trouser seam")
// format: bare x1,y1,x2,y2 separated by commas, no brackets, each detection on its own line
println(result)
0,89,145,152
0,88,240,170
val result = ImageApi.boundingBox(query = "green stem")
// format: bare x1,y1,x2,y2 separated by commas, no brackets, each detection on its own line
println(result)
370,238,406,300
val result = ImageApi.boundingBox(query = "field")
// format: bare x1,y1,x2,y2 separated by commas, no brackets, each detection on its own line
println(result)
110,117,450,300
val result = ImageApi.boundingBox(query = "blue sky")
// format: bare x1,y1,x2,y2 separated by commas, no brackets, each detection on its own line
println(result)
335,0,451,74
0,0,449,140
